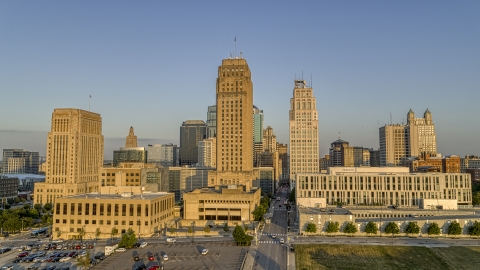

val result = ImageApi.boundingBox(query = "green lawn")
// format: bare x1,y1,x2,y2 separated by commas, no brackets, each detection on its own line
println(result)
295,244,480,270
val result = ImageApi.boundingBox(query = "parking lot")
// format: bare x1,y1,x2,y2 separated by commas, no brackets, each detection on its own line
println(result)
94,241,249,270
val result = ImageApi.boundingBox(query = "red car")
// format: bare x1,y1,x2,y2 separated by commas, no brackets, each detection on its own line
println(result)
148,254,155,261
147,265,159,270
17,252,29,258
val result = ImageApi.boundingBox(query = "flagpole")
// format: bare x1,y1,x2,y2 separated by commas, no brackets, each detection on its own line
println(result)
89,95,91,111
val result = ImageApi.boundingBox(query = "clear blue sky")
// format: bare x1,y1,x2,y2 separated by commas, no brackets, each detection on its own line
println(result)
1,1,479,160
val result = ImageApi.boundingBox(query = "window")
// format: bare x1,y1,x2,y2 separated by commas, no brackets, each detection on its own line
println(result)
70,220,74,224
100,204,104,216
99,220,104,225
85,203,90,215
130,204,134,216
55,203,60,215
114,204,119,216
122,204,126,216
85,220,89,225
92,220,96,225
78,203,82,215
129,221,133,226
92,204,97,215
70,203,75,215
62,219,66,224
114,221,118,225
122,221,126,225
137,204,141,216
107,220,111,225
77,220,81,224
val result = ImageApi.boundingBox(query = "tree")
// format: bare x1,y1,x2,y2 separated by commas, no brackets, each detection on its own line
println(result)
427,222,441,236
243,223,249,233
365,222,378,235
343,222,357,235
56,230,62,238
252,205,266,221
289,188,296,202
23,204,31,210
223,223,230,233
111,227,118,240
326,221,339,234
204,225,211,234
170,225,175,235
3,217,21,233
43,203,53,213
384,222,400,236
448,221,462,236
76,249,91,270
95,228,101,240
187,226,193,235
473,191,480,206
78,227,86,242
4,203,10,210
7,198,14,205
34,204,42,213
232,225,253,246
404,221,420,236
119,228,137,248
305,222,317,234
468,221,480,237
14,197,21,204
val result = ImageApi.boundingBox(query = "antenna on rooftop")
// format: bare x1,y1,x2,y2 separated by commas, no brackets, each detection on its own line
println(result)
311,73,313,87
234,36,236,57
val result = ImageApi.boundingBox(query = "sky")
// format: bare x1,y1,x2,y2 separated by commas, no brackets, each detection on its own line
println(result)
1,1,479,160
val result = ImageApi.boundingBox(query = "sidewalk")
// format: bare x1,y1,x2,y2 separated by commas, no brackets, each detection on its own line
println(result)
242,244,259,270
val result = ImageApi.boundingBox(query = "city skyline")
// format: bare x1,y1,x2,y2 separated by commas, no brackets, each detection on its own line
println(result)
1,1,480,159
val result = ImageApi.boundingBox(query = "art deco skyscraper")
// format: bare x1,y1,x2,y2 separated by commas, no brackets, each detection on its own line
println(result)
289,80,319,182
34,108,104,204
407,109,437,156
125,126,138,147
209,57,255,186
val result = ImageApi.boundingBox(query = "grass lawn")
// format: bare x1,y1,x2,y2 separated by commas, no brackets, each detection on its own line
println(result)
295,244,480,270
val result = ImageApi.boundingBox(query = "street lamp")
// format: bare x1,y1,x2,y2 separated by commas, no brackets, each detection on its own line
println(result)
137,219,141,241
192,221,196,243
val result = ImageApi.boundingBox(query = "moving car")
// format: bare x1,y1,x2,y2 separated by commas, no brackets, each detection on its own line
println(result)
271,235,277,239
166,238,176,243
279,238,285,244
139,242,148,248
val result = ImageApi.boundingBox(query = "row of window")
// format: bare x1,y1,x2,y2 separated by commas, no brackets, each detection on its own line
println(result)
55,201,173,217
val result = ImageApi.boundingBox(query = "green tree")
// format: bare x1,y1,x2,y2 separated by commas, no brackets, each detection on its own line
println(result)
7,198,14,205
34,204,43,213
187,226,193,235
326,221,339,234
170,225,175,235
43,203,53,212
223,223,230,233
95,228,101,239
14,197,21,204
448,221,462,236
305,222,317,234
3,217,21,233
76,249,91,270
427,222,441,236
252,205,266,221
473,191,480,206
4,203,10,210
56,230,62,238
384,222,400,236
23,204,31,210
289,188,296,202
343,222,357,235
404,221,420,236
78,227,86,242
243,223,249,233
111,227,118,240
365,222,378,235
204,225,211,234
232,225,253,246
119,228,137,248
468,221,480,237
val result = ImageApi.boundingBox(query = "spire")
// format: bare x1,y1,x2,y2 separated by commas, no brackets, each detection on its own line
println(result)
125,126,138,148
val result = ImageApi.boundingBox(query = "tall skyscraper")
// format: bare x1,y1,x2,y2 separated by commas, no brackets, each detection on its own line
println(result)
206,105,217,139
2,149,39,174
179,120,206,166
289,80,319,182
407,109,437,156
329,139,353,167
198,138,216,168
262,126,277,152
209,57,255,187
34,108,104,205
125,126,138,148
379,109,437,167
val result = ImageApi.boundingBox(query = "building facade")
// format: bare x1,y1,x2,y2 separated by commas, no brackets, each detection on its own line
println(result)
179,120,206,166
52,190,174,240
207,105,217,139
198,138,216,168
0,177,18,204
113,147,147,166
289,80,319,184
125,127,138,148
147,144,179,167
2,149,40,174
99,163,169,192
277,143,289,180
168,167,213,202
253,106,264,165
34,108,104,205
295,167,472,207
183,185,261,222
407,109,437,156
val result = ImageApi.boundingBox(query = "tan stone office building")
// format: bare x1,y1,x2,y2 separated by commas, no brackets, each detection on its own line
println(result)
183,185,261,222
35,108,104,205
99,162,169,192
295,167,472,207
52,188,174,240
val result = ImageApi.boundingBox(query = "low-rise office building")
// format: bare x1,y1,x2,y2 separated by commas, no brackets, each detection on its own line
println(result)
52,188,174,240
0,176,18,204
183,185,261,223
295,167,472,207
100,162,168,192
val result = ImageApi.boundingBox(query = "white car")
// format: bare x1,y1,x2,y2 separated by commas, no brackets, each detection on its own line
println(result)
271,235,277,239
166,238,176,243
201,249,208,255
163,254,168,261
115,248,126,252
59,256,72,262
279,238,285,244
139,242,147,248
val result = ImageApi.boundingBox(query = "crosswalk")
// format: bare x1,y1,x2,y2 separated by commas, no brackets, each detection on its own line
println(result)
260,233,286,237
259,240,280,244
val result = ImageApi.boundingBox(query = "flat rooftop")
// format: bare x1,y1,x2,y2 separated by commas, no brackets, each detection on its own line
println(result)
61,192,172,200
299,207,353,216
189,185,259,195
356,214,480,223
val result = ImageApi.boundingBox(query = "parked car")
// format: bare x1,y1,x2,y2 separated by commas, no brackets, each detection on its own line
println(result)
132,242,141,248
139,242,148,248
17,251,29,258
59,256,71,262
201,249,208,255
148,254,155,261
166,238,176,243
94,252,105,260
162,254,168,261
115,248,126,253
